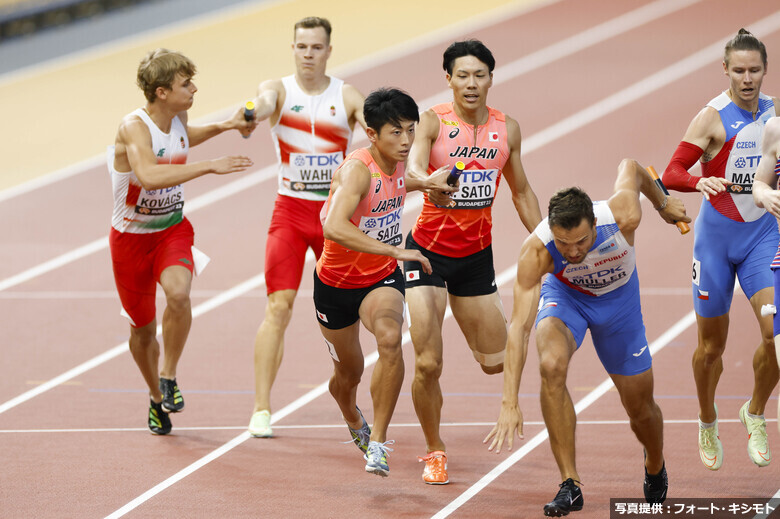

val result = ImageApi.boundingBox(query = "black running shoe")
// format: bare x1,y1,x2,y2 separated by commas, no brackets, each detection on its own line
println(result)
159,377,184,413
644,463,668,504
544,478,583,517
148,399,172,435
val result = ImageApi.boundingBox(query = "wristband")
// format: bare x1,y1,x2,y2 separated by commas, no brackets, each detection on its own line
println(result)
655,196,668,211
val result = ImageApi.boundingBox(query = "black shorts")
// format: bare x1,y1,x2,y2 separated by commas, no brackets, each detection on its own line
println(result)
313,267,405,330
403,232,497,297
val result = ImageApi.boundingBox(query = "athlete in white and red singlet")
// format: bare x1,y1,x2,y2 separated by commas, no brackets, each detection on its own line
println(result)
109,48,254,435
244,17,367,438
403,40,541,485
662,29,779,470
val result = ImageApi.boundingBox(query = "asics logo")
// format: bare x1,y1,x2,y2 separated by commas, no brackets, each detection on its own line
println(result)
384,279,396,284
731,121,745,129
633,345,648,357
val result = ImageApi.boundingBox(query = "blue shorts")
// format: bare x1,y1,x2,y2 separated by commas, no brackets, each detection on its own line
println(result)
535,270,651,376
691,201,777,318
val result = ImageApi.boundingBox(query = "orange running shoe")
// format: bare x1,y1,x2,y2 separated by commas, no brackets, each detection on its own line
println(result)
418,451,449,485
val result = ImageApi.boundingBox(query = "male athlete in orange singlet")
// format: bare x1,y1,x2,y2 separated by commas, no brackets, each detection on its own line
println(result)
314,88,452,477
404,39,541,484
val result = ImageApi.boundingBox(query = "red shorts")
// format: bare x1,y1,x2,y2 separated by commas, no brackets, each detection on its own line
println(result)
265,194,325,294
109,218,195,328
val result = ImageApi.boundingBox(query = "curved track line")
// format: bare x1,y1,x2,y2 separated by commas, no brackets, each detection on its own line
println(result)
102,12,780,517
0,0,745,416
0,0,553,201
0,0,705,294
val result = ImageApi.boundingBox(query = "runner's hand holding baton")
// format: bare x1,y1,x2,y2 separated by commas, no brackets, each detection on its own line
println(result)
648,166,690,235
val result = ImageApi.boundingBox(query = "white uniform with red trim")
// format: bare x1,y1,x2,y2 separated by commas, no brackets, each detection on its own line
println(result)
108,108,188,234
271,75,353,201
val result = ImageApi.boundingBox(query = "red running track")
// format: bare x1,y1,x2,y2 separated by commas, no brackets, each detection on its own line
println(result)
1,0,780,517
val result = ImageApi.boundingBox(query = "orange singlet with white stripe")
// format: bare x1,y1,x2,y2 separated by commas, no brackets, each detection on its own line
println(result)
411,102,510,257
316,148,406,288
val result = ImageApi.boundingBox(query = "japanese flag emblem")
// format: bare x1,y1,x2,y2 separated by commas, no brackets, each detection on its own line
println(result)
489,131,499,142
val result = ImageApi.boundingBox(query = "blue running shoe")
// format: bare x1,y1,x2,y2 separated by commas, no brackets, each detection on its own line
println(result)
347,407,371,454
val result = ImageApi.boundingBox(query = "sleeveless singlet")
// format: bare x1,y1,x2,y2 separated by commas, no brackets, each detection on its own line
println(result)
108,108,188,234
271,75,353,201
411,103,510,257
534,201,636,297
701,91,775,222
316,148,406,288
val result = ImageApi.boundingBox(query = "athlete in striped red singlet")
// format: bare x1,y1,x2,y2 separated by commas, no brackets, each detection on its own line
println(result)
752,115,780,437
244,17,367,438
662,29,779,470
109,49,255,435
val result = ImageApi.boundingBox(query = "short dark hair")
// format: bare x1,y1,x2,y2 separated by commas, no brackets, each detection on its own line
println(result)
724,28,767,68
442,39,496,74
548,187,595,230
363,88,419,132
294,16,332,43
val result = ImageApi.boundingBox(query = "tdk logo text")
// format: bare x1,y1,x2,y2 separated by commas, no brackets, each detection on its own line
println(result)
734,155,761,168
461,170,495,182
294,154,342,167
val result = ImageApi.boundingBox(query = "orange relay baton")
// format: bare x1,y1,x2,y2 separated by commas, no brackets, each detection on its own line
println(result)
647,165,690,235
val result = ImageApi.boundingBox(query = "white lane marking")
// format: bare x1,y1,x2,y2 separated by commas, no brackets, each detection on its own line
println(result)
5,417,766,434
0,0,561,203
432,312,697,519
0,0,701,292
0,269,269,416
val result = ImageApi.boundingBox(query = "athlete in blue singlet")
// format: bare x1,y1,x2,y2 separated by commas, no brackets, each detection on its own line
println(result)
484,159,690,516
662,29,779,471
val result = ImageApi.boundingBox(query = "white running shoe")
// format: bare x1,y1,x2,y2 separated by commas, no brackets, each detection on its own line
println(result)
698,405,723,470
739,400,770,467
248,410,273,438
364,440,394,477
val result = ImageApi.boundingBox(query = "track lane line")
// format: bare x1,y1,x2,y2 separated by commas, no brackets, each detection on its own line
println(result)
0,0,700,292
0,0,560,203
431,14,780,518
0,0,755,420
431,312,697,518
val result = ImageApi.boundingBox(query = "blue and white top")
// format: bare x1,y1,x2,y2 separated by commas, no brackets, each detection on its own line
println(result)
534,201,636,296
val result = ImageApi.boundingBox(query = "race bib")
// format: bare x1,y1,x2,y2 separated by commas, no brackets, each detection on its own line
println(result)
285,151,343,192
359,207,403,246
450,168,498,209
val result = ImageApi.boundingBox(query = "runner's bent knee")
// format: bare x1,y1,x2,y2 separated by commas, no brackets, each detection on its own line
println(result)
415,350,443,379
